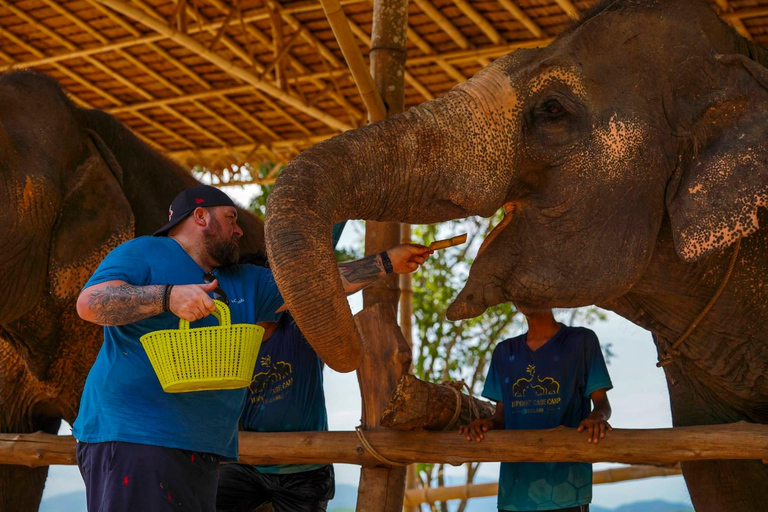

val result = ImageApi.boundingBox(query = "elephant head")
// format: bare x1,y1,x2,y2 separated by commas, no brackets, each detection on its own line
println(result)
265,0,768,372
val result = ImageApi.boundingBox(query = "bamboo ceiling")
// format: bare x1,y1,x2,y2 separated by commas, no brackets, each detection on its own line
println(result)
0,0,766,185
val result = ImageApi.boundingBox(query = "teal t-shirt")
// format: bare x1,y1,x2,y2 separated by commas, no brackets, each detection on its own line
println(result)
482,326,612,511
72,236,283,460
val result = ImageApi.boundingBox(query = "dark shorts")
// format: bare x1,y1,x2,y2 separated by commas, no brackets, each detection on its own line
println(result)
77,441,220,512
216,464,335,512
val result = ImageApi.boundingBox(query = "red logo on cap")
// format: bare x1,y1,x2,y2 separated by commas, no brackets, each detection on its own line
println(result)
196,198,205,204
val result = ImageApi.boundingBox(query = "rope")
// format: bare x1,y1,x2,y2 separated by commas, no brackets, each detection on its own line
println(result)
657,239,741,368
354,426,407,467
442,380,479,431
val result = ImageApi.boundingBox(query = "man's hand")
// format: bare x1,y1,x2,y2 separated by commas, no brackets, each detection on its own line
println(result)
577,411,612,443
386,244,433,274
169,280,219,322
459,418,494,442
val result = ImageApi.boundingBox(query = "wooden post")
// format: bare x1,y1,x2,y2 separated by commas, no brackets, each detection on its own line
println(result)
399,224,418,512
357,0,409,509
355,304,412,511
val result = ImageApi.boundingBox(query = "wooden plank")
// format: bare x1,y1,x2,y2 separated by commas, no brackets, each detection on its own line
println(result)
4,423,768,468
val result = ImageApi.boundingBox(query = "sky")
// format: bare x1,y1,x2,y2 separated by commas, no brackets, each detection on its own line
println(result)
40,184,693,509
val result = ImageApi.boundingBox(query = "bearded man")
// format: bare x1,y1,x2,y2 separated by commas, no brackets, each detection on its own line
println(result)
74,185,431,512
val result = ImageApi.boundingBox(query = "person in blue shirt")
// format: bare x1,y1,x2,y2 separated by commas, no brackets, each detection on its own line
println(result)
216,226,345,512
74,186,431,512
460,308,613,512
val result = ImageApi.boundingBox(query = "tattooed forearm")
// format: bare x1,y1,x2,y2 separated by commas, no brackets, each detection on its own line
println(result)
87,284,165,326
338,253,386,294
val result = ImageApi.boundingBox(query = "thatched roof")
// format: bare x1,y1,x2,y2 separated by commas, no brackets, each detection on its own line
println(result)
1,0,765,185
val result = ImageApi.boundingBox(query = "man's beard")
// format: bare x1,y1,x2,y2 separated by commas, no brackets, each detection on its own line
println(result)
204,217,239,267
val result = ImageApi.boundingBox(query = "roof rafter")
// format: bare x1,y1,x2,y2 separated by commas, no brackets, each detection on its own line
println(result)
553,0,579,19
452,0,504,44
96,0,352,132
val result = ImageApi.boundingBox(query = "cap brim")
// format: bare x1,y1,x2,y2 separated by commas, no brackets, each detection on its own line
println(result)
153,212,191,236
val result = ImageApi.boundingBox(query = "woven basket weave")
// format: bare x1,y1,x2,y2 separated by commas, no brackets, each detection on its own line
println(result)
140,300,264,393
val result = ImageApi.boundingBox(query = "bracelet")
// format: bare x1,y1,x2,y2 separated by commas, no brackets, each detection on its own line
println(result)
162,284,174,312
379,251,394,274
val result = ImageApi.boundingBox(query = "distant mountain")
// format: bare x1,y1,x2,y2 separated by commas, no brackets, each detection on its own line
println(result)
592,501,694,512
39,491,85,512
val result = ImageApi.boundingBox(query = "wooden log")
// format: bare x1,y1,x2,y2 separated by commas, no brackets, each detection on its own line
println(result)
355,304,411,511
4,423,768,468
402,464,683,506
381,374,496,431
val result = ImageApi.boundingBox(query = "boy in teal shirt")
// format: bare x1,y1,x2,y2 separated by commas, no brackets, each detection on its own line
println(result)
460,308,613,512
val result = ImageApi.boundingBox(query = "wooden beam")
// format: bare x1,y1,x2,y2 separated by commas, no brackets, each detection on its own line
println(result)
452,0,505,44
4,423,768,468
723,7,768,21
413,0,471,50
320,0,387,121
402,465,684,506
553,0,579,19
496,0,544,39
95,0,352,132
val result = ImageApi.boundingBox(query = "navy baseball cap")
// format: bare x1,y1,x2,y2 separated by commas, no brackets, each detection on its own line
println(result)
154,185,236,236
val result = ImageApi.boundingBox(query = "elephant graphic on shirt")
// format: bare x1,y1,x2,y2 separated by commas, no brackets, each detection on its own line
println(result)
532,376,560,396
512,365,536,397
249,355,294,404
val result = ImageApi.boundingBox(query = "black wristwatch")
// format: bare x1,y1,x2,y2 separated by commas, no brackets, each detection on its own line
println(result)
379,251,394,274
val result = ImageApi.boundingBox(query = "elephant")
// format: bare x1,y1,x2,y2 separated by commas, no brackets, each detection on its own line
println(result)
0,70,265,511
265,0,768,509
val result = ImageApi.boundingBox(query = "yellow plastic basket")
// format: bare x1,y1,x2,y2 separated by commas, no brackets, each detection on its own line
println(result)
140,300,264,393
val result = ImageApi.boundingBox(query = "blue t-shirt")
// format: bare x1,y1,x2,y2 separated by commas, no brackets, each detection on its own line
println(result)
482,326,612,511
241,314,327,474
72,236,284,460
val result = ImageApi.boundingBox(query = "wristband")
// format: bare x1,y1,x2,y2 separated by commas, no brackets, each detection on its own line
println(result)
162,284,174,312
380,251,394,274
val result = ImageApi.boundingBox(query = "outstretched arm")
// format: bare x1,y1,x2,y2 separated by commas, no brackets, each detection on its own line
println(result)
77,279,220,326
338,243,432,295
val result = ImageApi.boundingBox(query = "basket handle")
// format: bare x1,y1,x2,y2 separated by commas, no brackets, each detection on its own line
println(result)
178,299,231,330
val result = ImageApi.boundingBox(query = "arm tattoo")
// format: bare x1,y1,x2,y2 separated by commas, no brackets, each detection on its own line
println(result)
338,253,386,294
87,284,165,326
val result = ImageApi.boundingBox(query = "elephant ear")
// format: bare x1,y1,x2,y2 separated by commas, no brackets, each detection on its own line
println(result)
668,54,768,262
48,130,135,299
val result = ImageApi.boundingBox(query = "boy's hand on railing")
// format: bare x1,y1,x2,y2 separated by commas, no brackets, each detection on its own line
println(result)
459,418,494,443
578,412,613,444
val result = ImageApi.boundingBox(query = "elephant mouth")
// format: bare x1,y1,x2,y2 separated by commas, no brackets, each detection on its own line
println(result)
477,202,516,257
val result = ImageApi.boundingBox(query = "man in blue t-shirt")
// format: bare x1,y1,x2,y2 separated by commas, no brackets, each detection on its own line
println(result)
74,186,431,512
460,308,613,512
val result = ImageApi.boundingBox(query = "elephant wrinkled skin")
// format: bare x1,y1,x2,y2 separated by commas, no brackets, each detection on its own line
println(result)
0,70,265,511
266,1,768,510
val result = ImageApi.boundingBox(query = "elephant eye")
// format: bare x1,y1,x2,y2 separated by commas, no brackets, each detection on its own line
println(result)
538,99,566,117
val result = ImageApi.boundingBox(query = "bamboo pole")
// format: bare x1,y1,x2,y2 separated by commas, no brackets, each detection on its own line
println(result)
496,0,544,39
402,464,683,506
95,0,352,133
319,0,387,122
452,0,504,44
4,423,768,469
553,0,580,19
413,0,471,50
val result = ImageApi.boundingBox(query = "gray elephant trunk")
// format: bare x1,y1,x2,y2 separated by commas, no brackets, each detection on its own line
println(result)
266,62,519,372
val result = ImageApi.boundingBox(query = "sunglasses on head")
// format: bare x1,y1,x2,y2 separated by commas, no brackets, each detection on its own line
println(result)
203,272,229,305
